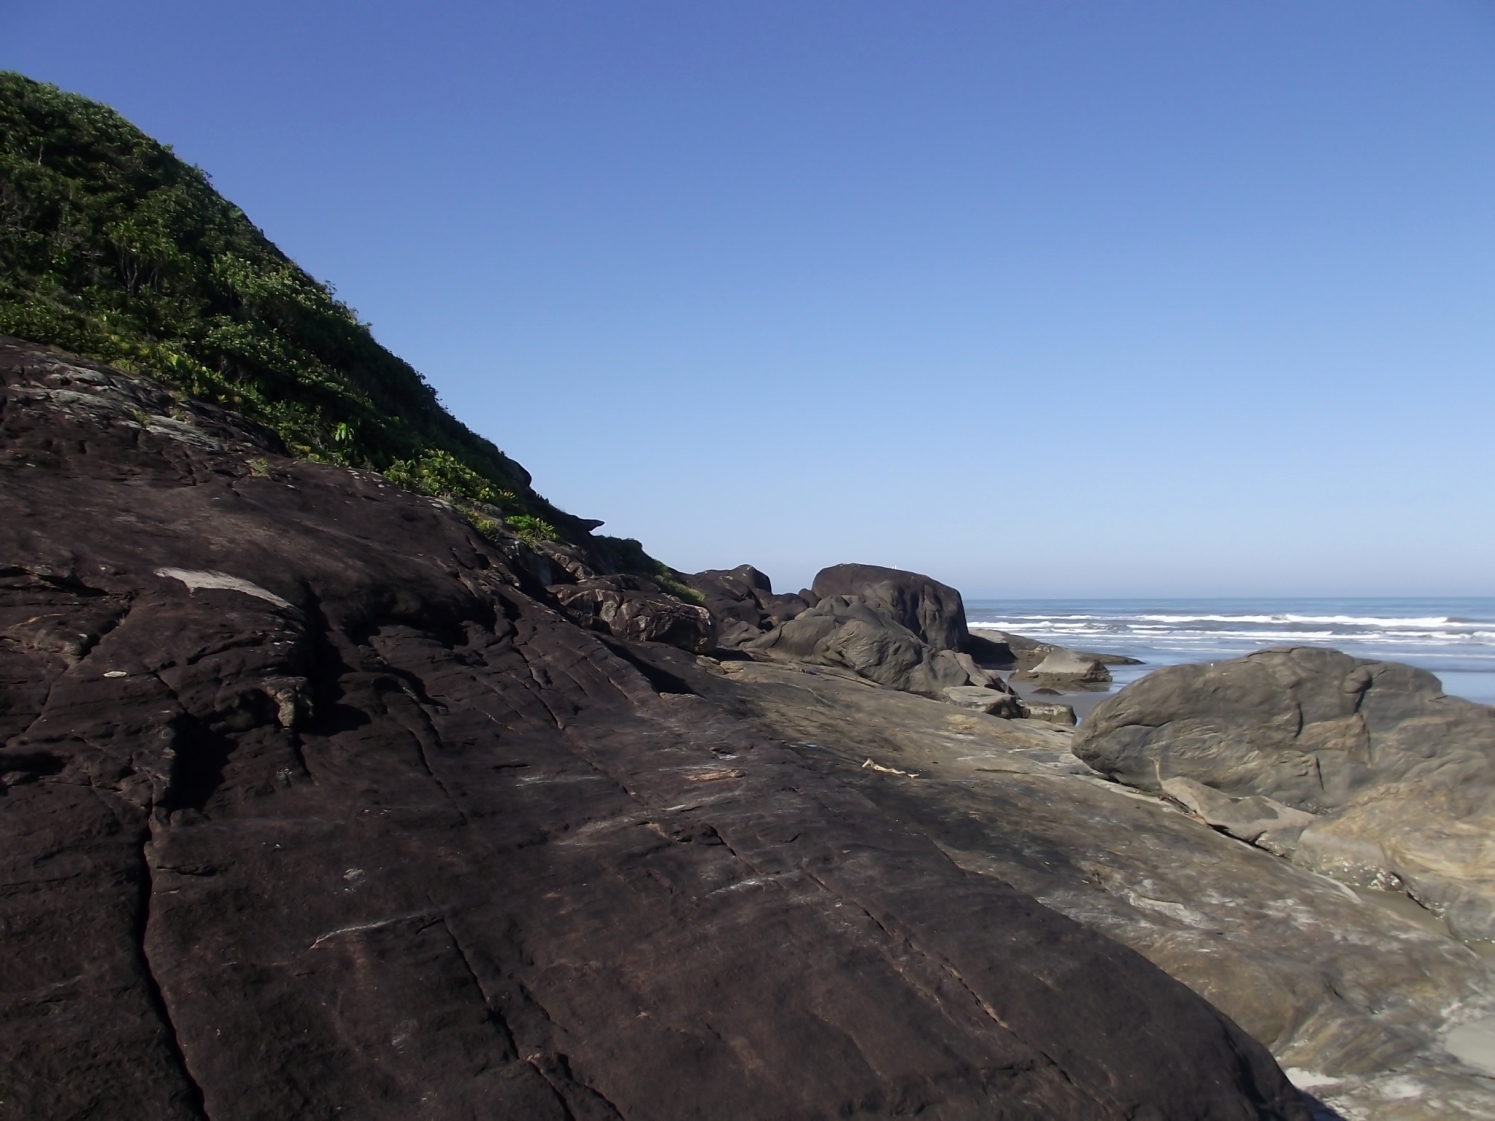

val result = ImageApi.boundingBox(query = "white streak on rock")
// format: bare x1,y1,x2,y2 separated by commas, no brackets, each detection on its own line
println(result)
154,567,292,609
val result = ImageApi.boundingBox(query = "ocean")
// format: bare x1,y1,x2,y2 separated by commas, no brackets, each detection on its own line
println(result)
965,596,1495,708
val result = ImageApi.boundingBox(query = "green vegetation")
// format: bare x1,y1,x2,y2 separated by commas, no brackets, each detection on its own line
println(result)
0,71,579,543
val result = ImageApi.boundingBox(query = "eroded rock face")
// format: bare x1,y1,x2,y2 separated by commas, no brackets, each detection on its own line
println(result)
685,564,814,648
1074,647,1495,939
551,575,716,653
684,564,775,647
0,337,1309,1119
811,563,969,651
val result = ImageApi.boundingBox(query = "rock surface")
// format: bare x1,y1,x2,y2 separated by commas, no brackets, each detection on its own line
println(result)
630,645,1495,1121
1074,647,1495,939
742,595,995,699
810,563,969,651
1161,777,1318,857
684,564,775,647
1013,649,1113,688
942,685,1023,718
972,629,1143,671
550,575,716,653
1016,700,1078,726
0,337,1309,1119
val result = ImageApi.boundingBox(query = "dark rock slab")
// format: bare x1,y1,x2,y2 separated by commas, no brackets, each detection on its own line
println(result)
0,338,1308,1120
963,630,1017,669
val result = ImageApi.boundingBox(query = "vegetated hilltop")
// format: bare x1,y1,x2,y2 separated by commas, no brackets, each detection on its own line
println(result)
0,71,671,580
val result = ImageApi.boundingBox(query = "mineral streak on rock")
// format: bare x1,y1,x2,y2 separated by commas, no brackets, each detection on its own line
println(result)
0,336,1309,1118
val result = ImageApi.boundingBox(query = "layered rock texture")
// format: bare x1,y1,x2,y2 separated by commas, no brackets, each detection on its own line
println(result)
634,645,1495,1121
0,337,1312,1119
1074,647,1495,940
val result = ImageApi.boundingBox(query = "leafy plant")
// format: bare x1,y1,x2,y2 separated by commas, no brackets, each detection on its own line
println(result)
506,514,557,546
461,509,501,541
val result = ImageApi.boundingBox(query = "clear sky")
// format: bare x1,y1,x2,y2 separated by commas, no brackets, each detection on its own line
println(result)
4,1,1493,597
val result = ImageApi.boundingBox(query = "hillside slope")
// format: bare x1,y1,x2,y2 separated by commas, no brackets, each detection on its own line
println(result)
0,71,664,576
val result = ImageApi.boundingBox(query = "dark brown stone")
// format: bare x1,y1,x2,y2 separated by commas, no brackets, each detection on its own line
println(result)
811,563,969,652
550,575,716,653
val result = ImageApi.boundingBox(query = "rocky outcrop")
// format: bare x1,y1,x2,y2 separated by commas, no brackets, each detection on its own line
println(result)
811,563,968,651
684,565,813,648
1013,648,1113,688
742,595,1002,699
551,575,716,653
1074,646,1495,940
1160,777,1317,857
0,338,1310,1119
974,628,1141,672
638,645,1495,1121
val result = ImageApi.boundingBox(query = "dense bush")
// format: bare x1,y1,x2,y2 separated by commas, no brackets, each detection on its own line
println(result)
0,71,579,541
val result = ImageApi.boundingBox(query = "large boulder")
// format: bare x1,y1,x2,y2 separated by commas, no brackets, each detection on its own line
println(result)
1012,648,1113,688
551,575,716,653
1074,646,1495,939
685,565,771,647
743,595,1000,699
811,563,969,651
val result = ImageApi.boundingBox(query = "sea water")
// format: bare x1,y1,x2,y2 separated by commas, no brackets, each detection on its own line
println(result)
965,597,1495,707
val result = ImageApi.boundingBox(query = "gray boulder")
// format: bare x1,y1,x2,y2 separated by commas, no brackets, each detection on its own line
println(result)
1013,648,1113,688
744,595,988,699
943,685,1023,718
1074,646,1495,939
1018,700,1078,726
811,564,968,651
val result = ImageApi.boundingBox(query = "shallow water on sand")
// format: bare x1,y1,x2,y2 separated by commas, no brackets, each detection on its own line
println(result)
967,596,1495,708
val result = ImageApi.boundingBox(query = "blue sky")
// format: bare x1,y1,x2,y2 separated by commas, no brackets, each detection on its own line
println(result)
4,1,1493,596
